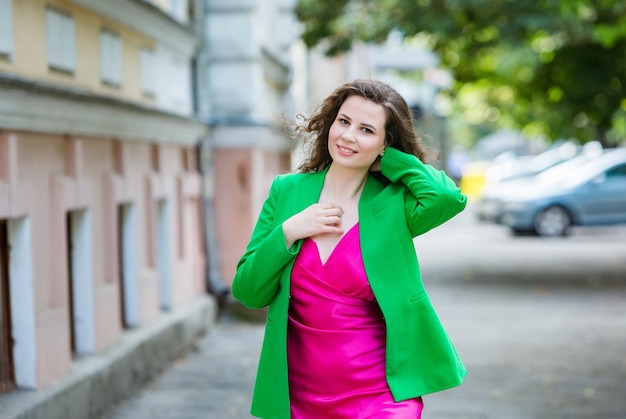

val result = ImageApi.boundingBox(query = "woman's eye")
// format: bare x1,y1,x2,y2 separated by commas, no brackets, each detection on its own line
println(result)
362,127,373,134
339,118,349,125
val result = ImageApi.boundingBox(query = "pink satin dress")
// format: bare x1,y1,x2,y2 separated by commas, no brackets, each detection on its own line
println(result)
287,223,424,418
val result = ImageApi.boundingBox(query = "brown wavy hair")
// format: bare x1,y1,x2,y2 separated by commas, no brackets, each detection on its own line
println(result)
295,79,437,173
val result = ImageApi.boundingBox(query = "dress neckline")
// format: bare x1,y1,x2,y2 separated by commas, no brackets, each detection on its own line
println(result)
310,222,359,267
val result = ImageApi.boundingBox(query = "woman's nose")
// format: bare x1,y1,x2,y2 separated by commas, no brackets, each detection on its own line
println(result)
342,129,357,142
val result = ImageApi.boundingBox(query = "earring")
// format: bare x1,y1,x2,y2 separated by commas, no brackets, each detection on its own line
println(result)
379,148,385,157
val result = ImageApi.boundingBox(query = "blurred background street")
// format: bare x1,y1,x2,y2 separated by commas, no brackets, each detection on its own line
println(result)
107,202,626,419
2,1,626,418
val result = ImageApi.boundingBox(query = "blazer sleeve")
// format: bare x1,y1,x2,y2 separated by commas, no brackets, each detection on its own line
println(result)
379,147,467,237
231,175,300,309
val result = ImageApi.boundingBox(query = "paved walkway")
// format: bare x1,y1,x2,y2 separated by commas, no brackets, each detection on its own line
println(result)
107,205,626,419
107,283,626,419
105,311,261,419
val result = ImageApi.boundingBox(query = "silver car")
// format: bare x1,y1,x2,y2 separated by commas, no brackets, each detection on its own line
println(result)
478,147,602,223
498,147,626,237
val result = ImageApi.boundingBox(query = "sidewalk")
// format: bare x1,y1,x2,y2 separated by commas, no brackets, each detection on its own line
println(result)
108,275,626,419
0,295,217,419
104,206,626,419
106,304,261,419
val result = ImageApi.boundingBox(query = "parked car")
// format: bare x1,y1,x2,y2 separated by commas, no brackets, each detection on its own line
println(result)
477,142,603,223
484,141,579,184
498,147,626,237
459,129,538,199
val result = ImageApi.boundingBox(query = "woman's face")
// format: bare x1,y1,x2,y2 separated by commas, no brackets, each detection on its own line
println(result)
328,95,386,171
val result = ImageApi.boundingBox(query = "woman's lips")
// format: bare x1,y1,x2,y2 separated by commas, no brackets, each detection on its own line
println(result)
337,145,356,155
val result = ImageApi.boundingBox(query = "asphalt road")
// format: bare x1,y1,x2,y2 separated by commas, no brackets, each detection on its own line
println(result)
107,203,626,419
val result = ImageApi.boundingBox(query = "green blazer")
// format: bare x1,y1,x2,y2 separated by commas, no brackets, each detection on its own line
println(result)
232,147,468,419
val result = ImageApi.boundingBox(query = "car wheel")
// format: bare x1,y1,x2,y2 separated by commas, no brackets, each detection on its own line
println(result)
534,205,572,237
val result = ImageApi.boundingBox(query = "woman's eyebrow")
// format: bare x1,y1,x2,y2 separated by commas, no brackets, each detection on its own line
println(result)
338,113,377,132
361,122,377,132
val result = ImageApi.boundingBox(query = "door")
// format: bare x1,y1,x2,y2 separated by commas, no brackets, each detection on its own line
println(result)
0,220,16,393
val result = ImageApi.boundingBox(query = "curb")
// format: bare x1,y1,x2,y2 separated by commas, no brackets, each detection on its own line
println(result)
0,295,218,419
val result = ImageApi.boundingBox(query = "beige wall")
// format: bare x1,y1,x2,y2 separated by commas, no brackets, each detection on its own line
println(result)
213,148,290,286
0,0,156,104
0,130,204,388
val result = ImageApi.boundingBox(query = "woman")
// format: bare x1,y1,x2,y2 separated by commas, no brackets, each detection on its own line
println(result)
232,79,467,418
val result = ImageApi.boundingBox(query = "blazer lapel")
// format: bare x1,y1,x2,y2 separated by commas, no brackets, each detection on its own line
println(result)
288,168,327,214
359,174,391,212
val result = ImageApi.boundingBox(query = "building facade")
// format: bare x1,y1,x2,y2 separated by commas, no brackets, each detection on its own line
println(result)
0,0,365,411
0,0,207,393
195,0,299,286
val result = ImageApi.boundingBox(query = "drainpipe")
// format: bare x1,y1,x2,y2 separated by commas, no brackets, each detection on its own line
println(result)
197,139,229,301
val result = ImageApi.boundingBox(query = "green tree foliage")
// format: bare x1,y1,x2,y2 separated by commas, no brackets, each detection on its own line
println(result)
296,0,626,145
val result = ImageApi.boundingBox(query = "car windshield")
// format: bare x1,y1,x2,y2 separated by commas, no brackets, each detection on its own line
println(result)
533,155,594,185
531,142,605,187
559,150,626,188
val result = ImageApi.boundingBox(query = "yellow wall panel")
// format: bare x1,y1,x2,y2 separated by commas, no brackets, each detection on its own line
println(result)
1,0,157,106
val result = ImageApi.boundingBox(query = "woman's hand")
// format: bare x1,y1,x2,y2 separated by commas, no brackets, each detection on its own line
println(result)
282,203,344,248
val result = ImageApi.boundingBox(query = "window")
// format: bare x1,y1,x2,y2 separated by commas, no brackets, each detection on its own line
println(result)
170,0,188,23
165,53,188,110
100,29,123,86
139,48,156,96
607,164,626,178
0,0,14,59
46,7,76,73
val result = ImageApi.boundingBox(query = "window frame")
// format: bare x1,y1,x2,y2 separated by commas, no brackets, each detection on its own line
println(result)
139,47,156,97
46,7,76,74
100,28,123,87
0,0,14,59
